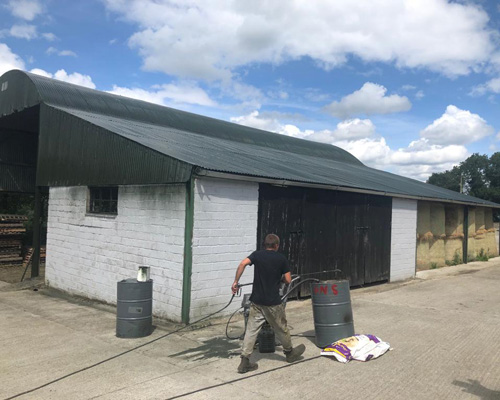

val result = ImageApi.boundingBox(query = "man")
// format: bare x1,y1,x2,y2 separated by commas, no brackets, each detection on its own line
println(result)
231,233,306,374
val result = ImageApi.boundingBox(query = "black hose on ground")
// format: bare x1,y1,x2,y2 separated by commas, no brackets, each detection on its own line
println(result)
6,293,240,400
225,306,244,340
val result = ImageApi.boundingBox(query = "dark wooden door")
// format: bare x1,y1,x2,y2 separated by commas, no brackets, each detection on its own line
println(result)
258,185,304,276
300,188,337,295
363,195,392,283
258,184,391,292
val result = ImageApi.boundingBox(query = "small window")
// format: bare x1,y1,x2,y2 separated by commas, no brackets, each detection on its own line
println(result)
88,187,118,215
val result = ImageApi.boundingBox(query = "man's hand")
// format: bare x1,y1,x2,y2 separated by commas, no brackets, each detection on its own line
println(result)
232,257,251,294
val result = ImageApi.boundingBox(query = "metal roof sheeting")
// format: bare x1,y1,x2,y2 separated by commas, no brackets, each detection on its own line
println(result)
0,69,498,207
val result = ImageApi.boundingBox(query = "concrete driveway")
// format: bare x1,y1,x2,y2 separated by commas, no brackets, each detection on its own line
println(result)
1,259,500,400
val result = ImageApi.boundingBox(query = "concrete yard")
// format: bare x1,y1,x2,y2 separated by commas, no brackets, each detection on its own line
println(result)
1,259,500,400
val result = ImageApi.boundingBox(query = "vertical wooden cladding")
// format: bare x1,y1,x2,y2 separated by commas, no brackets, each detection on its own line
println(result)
258,184,391,293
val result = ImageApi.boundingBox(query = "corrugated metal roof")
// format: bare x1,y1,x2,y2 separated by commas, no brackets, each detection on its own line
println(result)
56,106,499,207
0,69,498,207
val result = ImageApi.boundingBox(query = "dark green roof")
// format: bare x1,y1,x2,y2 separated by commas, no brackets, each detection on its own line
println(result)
0,69,498,207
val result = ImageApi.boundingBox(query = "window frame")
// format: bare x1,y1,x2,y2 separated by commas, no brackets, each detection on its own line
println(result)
87,186,118,216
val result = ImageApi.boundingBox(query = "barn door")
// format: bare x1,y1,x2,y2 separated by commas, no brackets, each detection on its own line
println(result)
335,192,391,285
258,184,391,291
335,192,365,286
258,185,304,276
363,195,391,283
300,188,337,296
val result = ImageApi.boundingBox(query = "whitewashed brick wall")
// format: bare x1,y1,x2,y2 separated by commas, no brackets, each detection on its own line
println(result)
191,177,259,320
390,198,418,281
45,185,186,321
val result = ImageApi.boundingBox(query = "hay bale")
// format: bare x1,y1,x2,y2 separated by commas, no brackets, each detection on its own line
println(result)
417,201,431,236
475,208,485,232
483,208,498,256
445,238,463,263
466,208,477,260
429,238,446,267
416,241,430,269
484,208,494,230
445,205,463,237
430,203,446,237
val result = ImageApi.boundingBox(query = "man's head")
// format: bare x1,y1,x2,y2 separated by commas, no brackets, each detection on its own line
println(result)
264,234,280,251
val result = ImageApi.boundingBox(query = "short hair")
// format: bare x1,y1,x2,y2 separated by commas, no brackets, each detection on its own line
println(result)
264,234,280,249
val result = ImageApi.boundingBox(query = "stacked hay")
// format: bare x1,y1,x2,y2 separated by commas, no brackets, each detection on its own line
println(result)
416,202,431,268
483,208,498,256
467,208,476,260
474,208,486,256
444,205,463,263
429,203,446,267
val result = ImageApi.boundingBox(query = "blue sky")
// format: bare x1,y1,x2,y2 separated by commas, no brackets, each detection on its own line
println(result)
2,0,500,181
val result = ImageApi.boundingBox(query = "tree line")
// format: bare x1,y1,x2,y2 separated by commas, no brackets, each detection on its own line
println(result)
427,153,500,206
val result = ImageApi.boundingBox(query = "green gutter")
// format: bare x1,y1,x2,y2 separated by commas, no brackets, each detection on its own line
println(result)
181,175,195,324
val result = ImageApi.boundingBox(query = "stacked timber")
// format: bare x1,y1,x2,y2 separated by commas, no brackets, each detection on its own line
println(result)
0,214,27,264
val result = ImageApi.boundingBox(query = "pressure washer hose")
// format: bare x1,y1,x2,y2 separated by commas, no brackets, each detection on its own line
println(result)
225,277,320,340
10,278,321,399
7,292,241,400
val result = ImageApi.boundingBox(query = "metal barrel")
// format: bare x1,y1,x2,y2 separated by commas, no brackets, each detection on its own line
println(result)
311,280,355,348
116,278,153,338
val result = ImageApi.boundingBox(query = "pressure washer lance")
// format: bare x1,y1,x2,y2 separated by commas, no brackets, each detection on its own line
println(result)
225,276,320,353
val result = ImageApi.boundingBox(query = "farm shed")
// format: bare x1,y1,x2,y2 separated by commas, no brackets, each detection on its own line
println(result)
0,69,498,323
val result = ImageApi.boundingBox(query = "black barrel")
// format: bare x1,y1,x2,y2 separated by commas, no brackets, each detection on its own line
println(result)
311,280,354,348
116,279,153,338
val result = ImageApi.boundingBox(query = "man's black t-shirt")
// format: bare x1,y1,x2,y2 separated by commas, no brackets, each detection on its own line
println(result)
248,250,290,306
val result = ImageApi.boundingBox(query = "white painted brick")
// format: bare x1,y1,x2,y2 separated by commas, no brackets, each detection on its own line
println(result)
190,177,258,320
390,198,417,281
45,185,186,322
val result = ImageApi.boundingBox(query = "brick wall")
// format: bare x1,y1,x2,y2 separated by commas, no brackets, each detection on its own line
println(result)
390,197,417,281
45,185,186,321
191,177,259,320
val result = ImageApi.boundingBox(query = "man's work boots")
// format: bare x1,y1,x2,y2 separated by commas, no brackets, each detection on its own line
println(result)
237,356,258,374
285,344,306,363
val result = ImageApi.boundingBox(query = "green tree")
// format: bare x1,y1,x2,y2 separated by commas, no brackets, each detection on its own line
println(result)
427,152,500,220
427,166,461,192
460,153,489,198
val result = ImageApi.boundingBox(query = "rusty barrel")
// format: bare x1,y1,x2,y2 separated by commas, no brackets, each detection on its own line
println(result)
311,280,355,348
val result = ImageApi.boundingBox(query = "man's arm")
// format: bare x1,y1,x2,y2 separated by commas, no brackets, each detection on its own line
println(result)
282,271,292,285
232,257,252,294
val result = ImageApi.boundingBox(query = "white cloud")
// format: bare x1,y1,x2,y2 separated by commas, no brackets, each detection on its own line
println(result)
232,112,375,141
231,111,286,133
9,24,37,40
108,82,216,107
471,77,500,96
420,105,494,145
390,139,468,166
103,0,495,80
230,110,468,181
46,47,77,57
42,32,57,41
30,68,96,89
59,50,77,57
324,82,411,119
7,0,42,21
0,43,25,75
308,119,376,142
335,138,392,166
